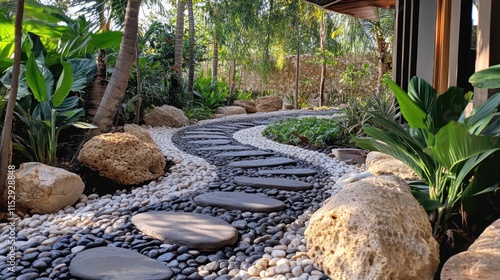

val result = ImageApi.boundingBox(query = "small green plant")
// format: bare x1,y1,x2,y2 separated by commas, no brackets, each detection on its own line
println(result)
263,117,346,147
355,76,500,240
184,104,213,121
193,74,228,109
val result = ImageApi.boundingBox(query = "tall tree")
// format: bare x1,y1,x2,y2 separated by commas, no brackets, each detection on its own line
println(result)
0,0,24,210
174,0,185,77
92,0,142,132
318,11,327,106
186,0,195,99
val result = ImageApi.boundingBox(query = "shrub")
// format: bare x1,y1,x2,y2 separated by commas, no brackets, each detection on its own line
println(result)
262,117,347,147
184,104,213,121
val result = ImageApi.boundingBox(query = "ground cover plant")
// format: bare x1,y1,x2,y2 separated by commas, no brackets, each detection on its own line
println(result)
262,116,349,148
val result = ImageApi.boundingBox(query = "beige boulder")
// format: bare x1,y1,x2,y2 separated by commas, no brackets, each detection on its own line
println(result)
256,96,283,112
305,176,439,280
15,162,84,214
233,100,257,113
124,124,155,145
78,133,165,185
441,218,500,280
143,105,189,127
366,151,419,180
331,148,368,164
215,106,247,116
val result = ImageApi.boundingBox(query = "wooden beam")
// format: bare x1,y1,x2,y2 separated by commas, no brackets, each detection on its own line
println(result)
433,0,452,93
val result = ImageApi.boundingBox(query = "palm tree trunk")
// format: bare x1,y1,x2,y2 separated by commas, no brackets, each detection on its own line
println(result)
187,0,195,101
212,39,218,79
0,0,24,211
376,29,391,92
174,0,185,77
86,49,108,120
294,24,300,109
319,13,326,107
93,0,142,133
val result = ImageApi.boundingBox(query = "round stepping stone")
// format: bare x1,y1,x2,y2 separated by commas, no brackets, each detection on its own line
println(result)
184,131,226,136
234,176,313,191
131,212,238,252
215,150,274,158
188,139,232,145
181,134,230,139
229,157,296,168
193,191,286,212
198,145,252,151
258,168,318,176
69,247,173,280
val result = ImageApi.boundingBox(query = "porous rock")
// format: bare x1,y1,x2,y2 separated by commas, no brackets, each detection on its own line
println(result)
78,133,165,185
124,124,155,145
366,151,419,180
305,176,439,280
215,106,247,116
143,105,189,127
331,148,368,164
441,218,500,280
15,162,84,214
256,96,283,112
233,100,257,113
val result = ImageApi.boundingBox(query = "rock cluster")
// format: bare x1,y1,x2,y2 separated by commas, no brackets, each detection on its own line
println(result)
233,100,257,113
256,96,283,112
78,132,165,185
305,176,439,280
143,105,190,127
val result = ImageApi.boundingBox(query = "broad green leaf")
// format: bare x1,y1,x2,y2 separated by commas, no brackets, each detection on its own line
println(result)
434,86,469,131
55,96,80,111
69,58,96,92
407,76,437,114
384,76,427,128
91,31,123,50
469,64,500,88
411,190,442,211
465,93,500,135
52,61,73,107
484,117,500,135
425,121,500,170
26,54,47,103
71,122,97,129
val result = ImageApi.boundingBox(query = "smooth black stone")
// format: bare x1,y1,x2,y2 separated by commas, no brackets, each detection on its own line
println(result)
184,131,226,136
258,168,318,176
16,272,40,280
214,150,274,158
234,176,313,191
197,145,252,151
181,135,230,140
187,140,232,145
229,157,296,168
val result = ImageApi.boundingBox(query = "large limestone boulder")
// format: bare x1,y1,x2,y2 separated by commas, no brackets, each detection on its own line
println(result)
143,105,189,127
78,133,165,185
15,162,84,214
441,218,500,280
233,100,257,113
366,151,419,180
256,96,283,112
305,176,439,280
124,124,155,145
331,148,368,164
215,106,247,116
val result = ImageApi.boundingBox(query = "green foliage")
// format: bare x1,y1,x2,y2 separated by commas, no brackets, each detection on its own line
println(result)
354,76,500,239
469,64,500,89
263,117,346,147
338,63,370,102
235,90,254,101
184,104,213,121
193,74,228,110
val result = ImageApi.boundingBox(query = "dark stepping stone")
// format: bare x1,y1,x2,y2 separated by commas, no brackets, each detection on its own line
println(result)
258,168,318,176
233,122,256,126
215,150,274,158
222,124,248,128
233,176,313,191
184,131,226,136
193,191,285,212
181,135,230,140
198,145,252,151
188,139,232,145
131,212,238,252
229,157,296,168
69,247,173,280
190,128,225,132
253,120,274,125
212,125,239,130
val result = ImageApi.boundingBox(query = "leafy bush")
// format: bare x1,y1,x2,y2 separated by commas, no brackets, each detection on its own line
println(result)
354,76,500,240
263,117,346,147
193,74,228,109
184,104,213,121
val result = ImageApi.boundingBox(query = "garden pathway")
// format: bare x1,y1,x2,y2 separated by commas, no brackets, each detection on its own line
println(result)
67,115,335,280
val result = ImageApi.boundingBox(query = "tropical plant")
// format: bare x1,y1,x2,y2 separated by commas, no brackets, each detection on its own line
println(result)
263,117,346,147
184,104,213,121
193,74,228,110
354,76,500,240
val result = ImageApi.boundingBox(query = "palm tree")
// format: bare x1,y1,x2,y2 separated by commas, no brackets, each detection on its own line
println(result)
174,0,185,78
92,0,142,132
0,0,24,211
187,0,195,100
318,11,327,106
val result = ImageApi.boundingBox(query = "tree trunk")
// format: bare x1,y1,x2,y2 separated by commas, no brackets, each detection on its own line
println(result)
187,0,195,101
174,0,185,77
229,58,236,103
319,13,326,107
133,42,142,124
93,0,142,133
212,39,218,79
376,29,391,92
86,49,107,120
0,0,24,211
294,25,300,109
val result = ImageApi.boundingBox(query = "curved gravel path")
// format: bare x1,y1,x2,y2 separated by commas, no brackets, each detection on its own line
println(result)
0,110,363,280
